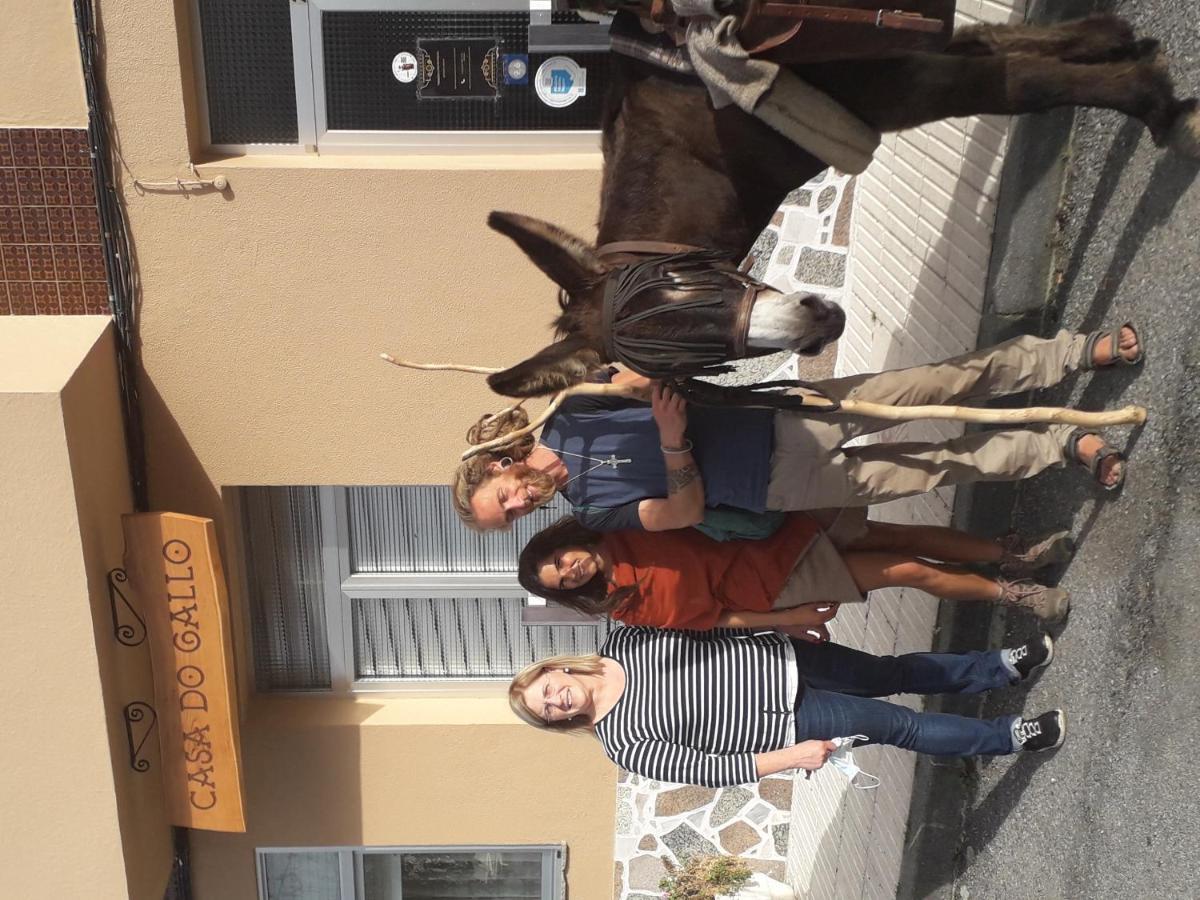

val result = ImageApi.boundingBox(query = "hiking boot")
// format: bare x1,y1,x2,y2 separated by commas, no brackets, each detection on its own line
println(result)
997,578,1071,622
1012,710,1067,752
998,530,1076,578
1004,634,1054,682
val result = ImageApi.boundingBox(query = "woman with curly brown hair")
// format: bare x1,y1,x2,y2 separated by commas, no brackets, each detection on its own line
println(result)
518,511,1075,632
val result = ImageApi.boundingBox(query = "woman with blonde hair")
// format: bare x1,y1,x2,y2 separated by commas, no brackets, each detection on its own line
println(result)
509,626,1065,787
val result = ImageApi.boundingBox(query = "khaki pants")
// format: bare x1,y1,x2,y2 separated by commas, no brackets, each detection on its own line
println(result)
766,331,1087,510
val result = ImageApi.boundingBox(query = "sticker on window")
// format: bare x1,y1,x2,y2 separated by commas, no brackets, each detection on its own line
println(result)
391,51,419,84
502,53,529,86
534,56,586,108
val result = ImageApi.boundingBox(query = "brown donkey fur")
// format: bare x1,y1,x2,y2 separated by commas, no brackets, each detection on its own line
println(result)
487,14,1199,399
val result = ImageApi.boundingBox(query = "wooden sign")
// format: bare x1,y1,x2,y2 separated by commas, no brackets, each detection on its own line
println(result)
123,513,247,832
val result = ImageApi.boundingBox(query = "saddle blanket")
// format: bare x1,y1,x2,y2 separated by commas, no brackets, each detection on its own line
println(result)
607,11,881,173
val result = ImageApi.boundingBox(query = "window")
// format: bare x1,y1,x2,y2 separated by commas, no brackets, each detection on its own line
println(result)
192,0,613,151
238,486,611,692
257,845,563,900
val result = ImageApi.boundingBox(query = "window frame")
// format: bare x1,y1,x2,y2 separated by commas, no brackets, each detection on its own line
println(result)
322,486,535,693
191,0,608,155
256,844,565,900
235,486,602,695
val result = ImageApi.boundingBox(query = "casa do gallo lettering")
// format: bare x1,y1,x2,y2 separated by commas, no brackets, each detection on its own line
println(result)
123,513,246,832
162,537,220,812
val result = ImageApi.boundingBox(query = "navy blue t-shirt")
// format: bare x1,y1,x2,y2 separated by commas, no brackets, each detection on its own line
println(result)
539,380,775,531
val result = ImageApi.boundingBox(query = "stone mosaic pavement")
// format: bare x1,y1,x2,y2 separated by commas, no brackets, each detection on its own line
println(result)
612,170,857,899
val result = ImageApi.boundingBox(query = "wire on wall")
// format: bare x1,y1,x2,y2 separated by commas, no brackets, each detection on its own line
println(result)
73,3,190,899
74,0,149,513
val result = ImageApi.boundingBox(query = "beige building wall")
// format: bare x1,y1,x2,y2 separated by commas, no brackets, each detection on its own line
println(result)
27,1,620,897
0,316,173,899
0,0,87,127
194,703,617,896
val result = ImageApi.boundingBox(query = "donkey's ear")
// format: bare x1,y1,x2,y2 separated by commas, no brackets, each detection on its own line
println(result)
488,336,603,398
488,211,605,295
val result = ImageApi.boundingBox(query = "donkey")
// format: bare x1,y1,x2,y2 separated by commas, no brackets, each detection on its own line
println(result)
485,13,1199,399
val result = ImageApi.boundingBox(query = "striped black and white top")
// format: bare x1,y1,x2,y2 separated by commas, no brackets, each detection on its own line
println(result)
593,626,799,787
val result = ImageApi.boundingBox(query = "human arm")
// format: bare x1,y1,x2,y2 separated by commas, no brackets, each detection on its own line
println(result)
715,603,839,633
637,383,706,531
754,740,836,778
609,366,653,391
615,737,834,785
616,740,761,787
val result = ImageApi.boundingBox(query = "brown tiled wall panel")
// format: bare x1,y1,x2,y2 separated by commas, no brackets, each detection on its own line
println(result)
0,128,110,315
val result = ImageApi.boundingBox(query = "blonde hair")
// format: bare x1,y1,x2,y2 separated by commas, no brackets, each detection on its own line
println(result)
508,653,605,734
451,408,537,530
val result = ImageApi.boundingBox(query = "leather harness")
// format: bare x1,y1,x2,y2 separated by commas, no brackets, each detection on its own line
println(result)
594,239,840,411
746,4,945,33
648,0,946,33
638,0,954,60
596,240,760,376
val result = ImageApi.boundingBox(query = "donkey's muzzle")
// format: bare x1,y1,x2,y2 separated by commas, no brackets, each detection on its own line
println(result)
797,294,847,354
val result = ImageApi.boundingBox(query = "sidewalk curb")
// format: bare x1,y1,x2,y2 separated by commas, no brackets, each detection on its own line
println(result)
894,3,1089,895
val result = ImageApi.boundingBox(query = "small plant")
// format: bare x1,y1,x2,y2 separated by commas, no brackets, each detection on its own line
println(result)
659,854,753,900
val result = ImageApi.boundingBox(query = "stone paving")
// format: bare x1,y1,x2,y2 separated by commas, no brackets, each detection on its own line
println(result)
611,171,856,899
613,775,795,897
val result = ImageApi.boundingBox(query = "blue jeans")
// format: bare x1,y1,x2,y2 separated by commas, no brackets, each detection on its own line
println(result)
792,639,1019,756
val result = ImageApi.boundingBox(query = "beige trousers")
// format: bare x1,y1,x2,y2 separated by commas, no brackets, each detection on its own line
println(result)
766,331,1088,510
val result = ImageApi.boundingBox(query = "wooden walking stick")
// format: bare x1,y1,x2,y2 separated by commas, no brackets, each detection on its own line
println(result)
380,353,1148,460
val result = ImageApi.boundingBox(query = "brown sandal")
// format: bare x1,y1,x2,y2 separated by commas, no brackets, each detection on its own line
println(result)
1067,429,1126,491
1082,322,1144,369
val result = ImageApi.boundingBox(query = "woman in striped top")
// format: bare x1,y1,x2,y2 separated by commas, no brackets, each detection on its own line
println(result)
509,626,1066,787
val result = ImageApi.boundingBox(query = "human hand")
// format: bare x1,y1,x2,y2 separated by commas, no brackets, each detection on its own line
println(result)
783,603,839,628
779,623,830,644
651,382,688,447
793,739,836,772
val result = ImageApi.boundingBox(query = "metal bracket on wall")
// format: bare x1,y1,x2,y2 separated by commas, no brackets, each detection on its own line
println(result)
107,567,147,647
527,23,612,52
529,0,612,52
123,701,158,773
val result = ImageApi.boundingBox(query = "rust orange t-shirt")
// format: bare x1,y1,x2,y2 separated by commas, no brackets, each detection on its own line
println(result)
604,513,821,630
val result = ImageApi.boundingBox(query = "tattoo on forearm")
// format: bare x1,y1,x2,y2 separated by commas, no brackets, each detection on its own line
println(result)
667,463,699,495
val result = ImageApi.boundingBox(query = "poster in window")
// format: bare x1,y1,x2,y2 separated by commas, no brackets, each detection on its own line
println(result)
416,38,500,100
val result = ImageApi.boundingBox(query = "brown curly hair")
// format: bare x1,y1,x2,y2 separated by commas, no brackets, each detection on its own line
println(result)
450,407,538,529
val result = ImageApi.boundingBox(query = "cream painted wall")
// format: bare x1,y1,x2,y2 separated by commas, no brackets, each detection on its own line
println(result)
0,317,172,900
62,2,618,898
62,320,177,900
0,1,87,126
193,713,618,897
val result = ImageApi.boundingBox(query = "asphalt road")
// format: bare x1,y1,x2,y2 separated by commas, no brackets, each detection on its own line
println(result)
903,2,1200,898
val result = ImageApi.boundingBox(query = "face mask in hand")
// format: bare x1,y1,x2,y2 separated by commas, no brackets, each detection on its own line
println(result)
826,735,879,790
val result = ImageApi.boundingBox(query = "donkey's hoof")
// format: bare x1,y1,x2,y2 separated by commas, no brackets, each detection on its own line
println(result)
1168,101,1200,159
